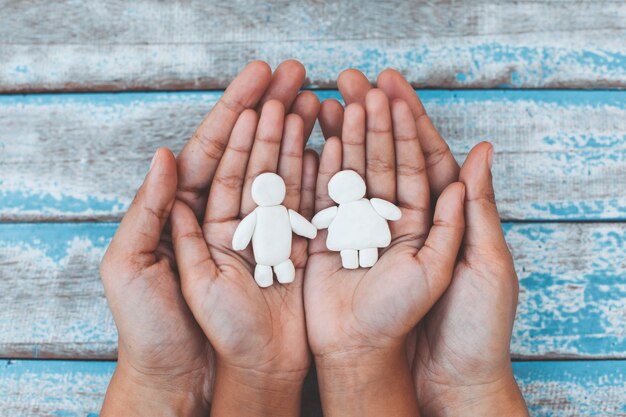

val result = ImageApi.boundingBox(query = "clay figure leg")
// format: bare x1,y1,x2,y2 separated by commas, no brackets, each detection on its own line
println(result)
274,259,296,284
255,264,273,287
340,249,359,269
359,248,378,268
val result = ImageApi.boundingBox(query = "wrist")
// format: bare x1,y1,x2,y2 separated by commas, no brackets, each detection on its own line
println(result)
210,359,305,417
418,367,528,417
315,345,419,417
101,359,211,417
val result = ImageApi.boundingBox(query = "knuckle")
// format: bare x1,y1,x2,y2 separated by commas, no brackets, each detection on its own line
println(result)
213,173,243,190
396,161,426,176
191,132,227,161
367,157,394,173
424,143,451,168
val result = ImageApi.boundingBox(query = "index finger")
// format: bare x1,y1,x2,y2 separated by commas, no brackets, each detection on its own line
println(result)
377,69,460,197
176,61,272,217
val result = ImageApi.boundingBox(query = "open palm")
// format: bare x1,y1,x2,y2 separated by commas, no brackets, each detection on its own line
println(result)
319,68,527,415
170,101,318,377
305,89,466,358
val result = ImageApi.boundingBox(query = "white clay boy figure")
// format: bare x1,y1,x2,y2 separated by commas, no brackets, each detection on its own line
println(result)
312,170,401,269
232,172,317,287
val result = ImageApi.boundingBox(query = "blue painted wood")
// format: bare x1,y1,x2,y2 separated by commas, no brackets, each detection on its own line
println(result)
1,1,625,91
1,90,624,221
0,222,624,359
1,359,624,416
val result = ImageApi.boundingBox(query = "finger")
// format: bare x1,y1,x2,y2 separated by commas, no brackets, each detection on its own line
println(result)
300,150,319,221
365,89,396,201
278,114,305,210
459,142,510,254
105,148,177,269
318,99,344,140
290,91,320,141
315,136,342,212
258,60,306,112
310,137,341,255
241,100,285,215
171,200,218,297
341,103,366,178
204,109,258,224
338,68,372,105
377,69,460,197
417,182,466,295
177,61,272,217
391,99,430,224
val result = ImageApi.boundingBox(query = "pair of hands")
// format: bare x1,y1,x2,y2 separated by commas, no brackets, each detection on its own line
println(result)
100,60,528,416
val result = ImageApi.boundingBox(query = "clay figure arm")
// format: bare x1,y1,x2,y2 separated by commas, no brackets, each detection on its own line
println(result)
231,210,257,250
311,206,338,230
370,198,402,221
289,209,317,239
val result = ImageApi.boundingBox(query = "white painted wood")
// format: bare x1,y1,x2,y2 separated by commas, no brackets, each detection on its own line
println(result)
1,1,624,91
1,91,623,222
1,222,622,360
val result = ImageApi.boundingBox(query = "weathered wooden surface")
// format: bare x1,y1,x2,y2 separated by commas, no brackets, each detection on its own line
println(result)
1,0,625,92
0,222,623,360
1,90,624,222
1,359,624,417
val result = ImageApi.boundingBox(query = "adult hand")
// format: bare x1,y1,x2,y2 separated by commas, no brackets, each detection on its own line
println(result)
100,60,319,417
306,89,466,417
169,99,319,417
320,69,528,416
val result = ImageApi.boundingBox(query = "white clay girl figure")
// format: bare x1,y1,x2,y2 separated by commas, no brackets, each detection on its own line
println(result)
232,172,317,287
312,170,401,269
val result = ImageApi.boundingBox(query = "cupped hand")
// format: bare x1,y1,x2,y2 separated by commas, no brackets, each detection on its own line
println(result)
320,68,527,416
170,99,319,416
100,148,212,416
305,88,466,416
99,60,320,416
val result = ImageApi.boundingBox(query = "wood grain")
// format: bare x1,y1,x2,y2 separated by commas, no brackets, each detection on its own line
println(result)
0,222,623,360
1,90,624,222
1,359,624,417
1,1,624,92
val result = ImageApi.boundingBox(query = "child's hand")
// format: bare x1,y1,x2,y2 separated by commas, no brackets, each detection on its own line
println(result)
323,69,528,416
170,100,318,416
305,89,466,416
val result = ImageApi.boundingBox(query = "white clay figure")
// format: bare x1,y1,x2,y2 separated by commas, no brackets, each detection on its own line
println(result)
232,173,317,287
312,170,401,269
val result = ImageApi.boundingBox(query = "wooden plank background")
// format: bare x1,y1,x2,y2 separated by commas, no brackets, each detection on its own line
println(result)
1,360,625,417
1,0,625,92
1,91,624,222
0,0,624,416
0,222,624,360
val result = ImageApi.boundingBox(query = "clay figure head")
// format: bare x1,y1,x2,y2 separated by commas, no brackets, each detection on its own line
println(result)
328,170,366,204
251,172,286,207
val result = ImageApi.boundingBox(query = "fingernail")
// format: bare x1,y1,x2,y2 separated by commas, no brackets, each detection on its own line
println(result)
487,144,494,169
150,149,160,170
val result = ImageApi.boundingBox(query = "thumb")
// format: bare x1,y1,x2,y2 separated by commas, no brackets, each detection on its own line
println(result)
417,181,466,294
170,199,218,300
459,142,510,255
104,148,177,269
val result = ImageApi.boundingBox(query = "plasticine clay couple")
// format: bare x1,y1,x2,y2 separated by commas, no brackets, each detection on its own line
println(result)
232,170,401,287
